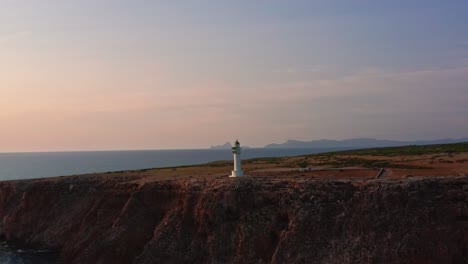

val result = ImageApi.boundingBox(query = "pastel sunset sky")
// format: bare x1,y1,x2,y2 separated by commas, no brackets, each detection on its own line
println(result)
1,0,468,152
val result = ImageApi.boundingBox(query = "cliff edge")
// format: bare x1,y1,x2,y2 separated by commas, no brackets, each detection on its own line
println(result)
0,174,466,263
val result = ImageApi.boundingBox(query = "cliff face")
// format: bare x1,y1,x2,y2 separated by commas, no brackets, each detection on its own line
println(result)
0,175,466,264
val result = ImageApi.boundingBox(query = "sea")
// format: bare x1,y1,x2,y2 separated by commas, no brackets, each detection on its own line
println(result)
0,242,58,264
0,148,346,181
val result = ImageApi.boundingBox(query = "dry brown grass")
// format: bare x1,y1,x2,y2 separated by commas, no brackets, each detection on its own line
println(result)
34,148,468,185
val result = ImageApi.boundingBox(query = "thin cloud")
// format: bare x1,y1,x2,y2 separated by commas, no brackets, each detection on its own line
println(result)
0,30,32,44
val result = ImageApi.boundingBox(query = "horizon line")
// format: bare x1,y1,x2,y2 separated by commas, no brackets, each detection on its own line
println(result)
1,136,467,154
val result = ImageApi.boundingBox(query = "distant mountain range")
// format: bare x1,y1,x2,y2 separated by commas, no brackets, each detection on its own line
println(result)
264,138,468,149
210,142,233,150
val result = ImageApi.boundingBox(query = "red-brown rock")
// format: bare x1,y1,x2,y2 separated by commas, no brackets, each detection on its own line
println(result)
0,175,466,263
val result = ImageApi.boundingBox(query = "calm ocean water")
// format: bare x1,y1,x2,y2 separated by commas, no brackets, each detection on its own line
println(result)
0,148,346,181
0,242,57,264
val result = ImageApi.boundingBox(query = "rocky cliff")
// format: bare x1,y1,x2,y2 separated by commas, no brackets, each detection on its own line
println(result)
0,174,466,263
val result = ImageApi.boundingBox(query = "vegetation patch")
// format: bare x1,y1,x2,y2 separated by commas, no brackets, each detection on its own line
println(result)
244,157,284,165
317,157,432,169
204,161,231,167
321,142,468,157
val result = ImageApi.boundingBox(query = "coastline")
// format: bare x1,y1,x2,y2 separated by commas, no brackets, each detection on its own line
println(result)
0,171,466,263
0,144,467,263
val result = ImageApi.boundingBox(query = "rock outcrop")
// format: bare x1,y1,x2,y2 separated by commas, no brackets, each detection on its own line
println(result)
0,175,467,263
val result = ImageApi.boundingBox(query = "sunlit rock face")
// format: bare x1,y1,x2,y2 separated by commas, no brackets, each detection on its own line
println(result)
0,175,466,263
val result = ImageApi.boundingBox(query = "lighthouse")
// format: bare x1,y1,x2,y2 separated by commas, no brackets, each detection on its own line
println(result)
230,140,244,177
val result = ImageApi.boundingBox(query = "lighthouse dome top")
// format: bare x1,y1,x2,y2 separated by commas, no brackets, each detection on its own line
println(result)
235,140,240,146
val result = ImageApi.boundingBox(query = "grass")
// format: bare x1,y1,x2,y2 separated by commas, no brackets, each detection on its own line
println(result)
203,161,232,167
319,142,468,157
120,142,466,174
244,157,284,164
295,160,309,168
316,157,431,169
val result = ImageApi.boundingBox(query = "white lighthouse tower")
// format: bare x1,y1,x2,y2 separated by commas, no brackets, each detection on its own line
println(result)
230,140,244,177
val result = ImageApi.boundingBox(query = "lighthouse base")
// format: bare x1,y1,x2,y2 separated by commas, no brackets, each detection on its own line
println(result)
230,170,244,177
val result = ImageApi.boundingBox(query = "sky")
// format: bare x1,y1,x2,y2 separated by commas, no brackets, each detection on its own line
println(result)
1,0,468,152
